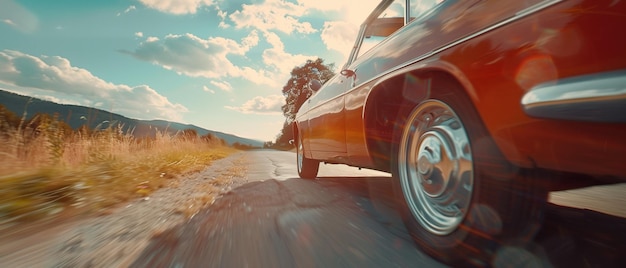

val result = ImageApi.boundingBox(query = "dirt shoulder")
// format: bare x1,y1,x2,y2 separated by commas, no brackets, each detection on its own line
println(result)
0,152,249,267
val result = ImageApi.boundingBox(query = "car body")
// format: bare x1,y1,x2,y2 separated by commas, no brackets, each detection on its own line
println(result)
293,0,626,265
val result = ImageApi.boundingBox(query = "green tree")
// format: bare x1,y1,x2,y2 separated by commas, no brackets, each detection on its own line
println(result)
281,58,335,122
275,58,335,146
274,120,294,148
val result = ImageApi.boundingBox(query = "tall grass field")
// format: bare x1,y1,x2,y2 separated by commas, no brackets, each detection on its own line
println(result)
0,106,235,228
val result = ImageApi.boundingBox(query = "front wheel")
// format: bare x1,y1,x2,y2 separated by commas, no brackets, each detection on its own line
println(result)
296,131,319,179
392,86,547,265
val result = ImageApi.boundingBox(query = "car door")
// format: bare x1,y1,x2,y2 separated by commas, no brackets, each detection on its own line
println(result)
302,73,351,159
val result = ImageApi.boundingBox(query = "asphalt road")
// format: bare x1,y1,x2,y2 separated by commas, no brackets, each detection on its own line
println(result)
131,150,626,267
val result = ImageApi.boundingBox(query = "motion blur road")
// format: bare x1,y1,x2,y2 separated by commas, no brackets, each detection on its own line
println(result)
131,150,626,267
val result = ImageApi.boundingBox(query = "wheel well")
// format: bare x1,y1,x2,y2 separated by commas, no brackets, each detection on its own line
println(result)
364,71,467,171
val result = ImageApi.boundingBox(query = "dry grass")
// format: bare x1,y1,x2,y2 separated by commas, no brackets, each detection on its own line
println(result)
174,156,248,219
0,118,236,227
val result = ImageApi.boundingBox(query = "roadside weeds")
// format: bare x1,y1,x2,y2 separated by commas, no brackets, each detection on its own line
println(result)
0,153,249,267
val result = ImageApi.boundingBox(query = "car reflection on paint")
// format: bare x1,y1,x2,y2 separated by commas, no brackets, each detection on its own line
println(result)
293,0,626,265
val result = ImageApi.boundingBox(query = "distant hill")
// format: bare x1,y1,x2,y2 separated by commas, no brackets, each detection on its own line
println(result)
0,89,264,147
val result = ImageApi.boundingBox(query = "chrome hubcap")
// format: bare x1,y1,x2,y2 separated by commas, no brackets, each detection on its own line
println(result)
297,134,303,172
398,100,473,235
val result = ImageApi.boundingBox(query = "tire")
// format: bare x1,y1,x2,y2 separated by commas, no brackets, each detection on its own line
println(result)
391,77,548,265
296,131,319,179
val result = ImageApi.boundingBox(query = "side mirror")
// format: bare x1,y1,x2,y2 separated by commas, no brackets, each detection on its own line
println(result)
309,79,322,92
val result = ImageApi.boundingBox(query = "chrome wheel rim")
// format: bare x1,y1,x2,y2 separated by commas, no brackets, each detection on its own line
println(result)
297,134,304,173
398,100,474,235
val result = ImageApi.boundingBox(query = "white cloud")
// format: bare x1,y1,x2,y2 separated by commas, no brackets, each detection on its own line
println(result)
135,32,144,38
297,0,379,61
263,30,284,50
261,31,314,75
117,5,137,16
217,9,227,20
237,66,282,88
0,49,187,121
139,0,215,15
0,0,38,33
2,19,16,26
125,31,285,88
38,94,65,104
225,95,284,115
321,21,358,54
210,80,232,92
202,85,215,93
127,33,243,78
218,21,230,29
297,0,379,25
241,30,260,49
215,7,230,28
229,0,316,34
129,0,374,86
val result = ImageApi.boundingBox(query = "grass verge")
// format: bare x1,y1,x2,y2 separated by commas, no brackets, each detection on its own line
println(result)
0,118,236,227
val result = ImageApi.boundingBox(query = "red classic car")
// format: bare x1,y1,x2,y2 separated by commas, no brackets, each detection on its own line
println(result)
293,0,626,265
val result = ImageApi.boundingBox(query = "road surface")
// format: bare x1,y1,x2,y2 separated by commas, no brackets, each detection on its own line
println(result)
131,150,626,267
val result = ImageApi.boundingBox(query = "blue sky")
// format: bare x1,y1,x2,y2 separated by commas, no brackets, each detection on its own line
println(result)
0,0,379,142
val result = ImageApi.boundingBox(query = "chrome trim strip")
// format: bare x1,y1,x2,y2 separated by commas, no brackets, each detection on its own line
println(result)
515,0,562,17
347,0,563,95
522,70,626,122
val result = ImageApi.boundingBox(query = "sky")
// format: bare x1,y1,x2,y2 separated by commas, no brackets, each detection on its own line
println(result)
0,0,380,142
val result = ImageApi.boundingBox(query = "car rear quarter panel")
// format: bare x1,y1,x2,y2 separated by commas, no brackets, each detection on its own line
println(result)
445,0,626,178
354,0,626,178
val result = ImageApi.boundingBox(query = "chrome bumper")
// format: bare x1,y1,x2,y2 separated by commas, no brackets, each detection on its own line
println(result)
522,70,626,122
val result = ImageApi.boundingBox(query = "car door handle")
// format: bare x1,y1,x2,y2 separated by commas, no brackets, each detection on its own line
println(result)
340,69,356,78
340,69,357,87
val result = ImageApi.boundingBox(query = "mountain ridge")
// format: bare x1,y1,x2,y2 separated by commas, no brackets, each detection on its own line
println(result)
0,89,264,147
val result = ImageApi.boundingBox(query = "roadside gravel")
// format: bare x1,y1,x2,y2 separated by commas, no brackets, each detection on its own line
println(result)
0,152,249,268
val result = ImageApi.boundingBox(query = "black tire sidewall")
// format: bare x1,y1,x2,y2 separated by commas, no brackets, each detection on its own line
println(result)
297,132,319,179
391,77,547,264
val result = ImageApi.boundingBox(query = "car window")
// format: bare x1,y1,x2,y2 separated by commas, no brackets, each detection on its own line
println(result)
357,0,406,59
409,0,445,22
